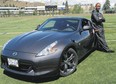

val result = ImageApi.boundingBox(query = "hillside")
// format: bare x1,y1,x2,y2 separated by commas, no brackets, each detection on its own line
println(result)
0,0,45,7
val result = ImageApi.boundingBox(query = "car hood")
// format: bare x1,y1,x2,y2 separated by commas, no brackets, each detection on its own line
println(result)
5,30,73,54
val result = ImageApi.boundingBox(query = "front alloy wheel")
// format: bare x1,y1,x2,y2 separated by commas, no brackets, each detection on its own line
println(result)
60,48,78,77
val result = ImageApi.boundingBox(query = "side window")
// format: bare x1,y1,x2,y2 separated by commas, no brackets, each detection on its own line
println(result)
82,19,89,28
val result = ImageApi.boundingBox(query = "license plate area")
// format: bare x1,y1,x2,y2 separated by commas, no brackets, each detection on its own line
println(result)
7,58,19,67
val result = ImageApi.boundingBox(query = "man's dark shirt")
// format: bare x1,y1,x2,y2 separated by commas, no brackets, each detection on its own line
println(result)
91,10,105,27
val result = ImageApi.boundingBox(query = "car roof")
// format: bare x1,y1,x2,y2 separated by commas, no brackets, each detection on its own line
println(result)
49,16,87,20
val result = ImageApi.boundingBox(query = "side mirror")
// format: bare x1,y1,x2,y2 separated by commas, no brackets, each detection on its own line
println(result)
83,25,91,30
35,24,41,30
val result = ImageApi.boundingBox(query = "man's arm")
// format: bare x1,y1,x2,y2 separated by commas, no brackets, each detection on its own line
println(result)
92,11,105,23
100,13,105,22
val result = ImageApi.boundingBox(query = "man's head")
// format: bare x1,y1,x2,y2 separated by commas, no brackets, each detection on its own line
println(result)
95,3,101,11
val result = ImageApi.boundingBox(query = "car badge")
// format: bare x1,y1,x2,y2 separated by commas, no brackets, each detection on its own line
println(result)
12,52,18,56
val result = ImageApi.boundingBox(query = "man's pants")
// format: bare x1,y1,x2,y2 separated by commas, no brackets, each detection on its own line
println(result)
95,28,110,51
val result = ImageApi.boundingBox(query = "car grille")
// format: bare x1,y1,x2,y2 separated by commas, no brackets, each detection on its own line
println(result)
9,63,32,72
1,56,34,73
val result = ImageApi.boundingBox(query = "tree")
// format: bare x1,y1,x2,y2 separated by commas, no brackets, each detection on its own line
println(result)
114,3,116,13
19,11,24,16
65,0,69,13
3,11,7,17
13,4,15,7
7,10,11,17
71,4,83,14
33,9,37,15
3,0,8,3
89,4,94,12
102,0,111,12
62,2,65,5
9,4,12,7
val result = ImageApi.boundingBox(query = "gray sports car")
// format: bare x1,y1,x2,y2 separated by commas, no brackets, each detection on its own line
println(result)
1,17,95,77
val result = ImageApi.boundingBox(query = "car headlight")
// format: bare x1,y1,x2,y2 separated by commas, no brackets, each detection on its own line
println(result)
2,39,11,51
36,41,58,57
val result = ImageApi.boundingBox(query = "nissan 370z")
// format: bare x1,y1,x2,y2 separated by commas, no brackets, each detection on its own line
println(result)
1,17,96,77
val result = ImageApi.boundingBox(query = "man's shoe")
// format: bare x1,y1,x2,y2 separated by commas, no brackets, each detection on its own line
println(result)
106,50,115,53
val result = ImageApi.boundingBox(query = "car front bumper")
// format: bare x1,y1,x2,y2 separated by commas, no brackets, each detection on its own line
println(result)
1,49,61,76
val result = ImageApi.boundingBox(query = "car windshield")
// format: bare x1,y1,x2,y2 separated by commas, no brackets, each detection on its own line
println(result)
38,18,79,32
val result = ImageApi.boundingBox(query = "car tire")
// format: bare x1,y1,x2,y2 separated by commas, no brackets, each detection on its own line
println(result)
59,48,78,77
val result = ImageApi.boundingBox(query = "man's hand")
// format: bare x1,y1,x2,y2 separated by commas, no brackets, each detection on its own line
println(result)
94,29,99,32
92,29,99,34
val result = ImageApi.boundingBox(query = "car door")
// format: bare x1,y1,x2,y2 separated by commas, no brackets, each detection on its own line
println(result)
76,19,93,58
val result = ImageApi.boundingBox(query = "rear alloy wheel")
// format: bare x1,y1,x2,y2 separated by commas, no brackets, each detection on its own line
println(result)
60,48,78,77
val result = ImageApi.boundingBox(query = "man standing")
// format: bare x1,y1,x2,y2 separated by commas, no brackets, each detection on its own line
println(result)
91,3,114,53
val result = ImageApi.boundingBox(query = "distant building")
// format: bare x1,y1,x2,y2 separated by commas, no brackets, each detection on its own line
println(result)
68,3,94,14
37,6,45,11
80,3,94,13
57,5,65,10
0,7,19,15
0,5,65,16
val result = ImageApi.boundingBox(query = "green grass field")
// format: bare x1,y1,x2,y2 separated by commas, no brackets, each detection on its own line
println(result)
0,14,116,84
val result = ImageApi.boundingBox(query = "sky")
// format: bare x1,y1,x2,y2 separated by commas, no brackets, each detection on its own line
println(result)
19,0,116,7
